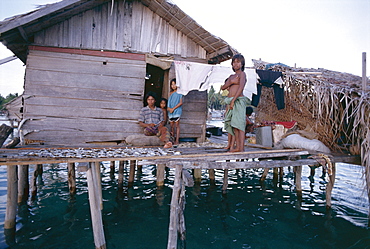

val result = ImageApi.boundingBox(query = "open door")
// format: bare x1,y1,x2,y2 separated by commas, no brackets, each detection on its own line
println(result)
143,64,164,106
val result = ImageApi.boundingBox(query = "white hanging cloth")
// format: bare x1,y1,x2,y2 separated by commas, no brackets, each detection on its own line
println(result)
174,60,258,98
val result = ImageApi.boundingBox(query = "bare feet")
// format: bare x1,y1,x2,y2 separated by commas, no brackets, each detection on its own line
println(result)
164,141,173,148
228,148,241,153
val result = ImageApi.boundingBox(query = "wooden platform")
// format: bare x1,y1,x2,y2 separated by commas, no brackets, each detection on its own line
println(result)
0,144,342,249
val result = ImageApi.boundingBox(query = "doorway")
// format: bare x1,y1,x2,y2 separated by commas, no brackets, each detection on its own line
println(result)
143,64,164,106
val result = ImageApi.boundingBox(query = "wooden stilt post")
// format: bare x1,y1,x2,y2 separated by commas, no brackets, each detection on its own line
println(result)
309,165,316,177
137,163,143,175
178,169,187,248
117,161,125,200
67,163,76,195
167,164,183,249
94,162,103,210
118,161,125,187
260,168,269,181
365,159,370,226
273,167,278,181
156,164,165,187
5,165,18,230
17,164,29,204
86,162,106,249
37,164,43,177
326,163,336,209
193,169,201,182
279,167,284,179
208,169,215,184
31,164,42,199
294,166,302,199
362,52,367,92
110,161,115,180
222,169,228,194
128,160,136,188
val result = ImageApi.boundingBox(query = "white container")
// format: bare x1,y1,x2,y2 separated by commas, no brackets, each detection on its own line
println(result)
255,126,273,147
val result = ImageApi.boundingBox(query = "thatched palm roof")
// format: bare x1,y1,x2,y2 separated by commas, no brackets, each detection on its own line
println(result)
253,59,369,170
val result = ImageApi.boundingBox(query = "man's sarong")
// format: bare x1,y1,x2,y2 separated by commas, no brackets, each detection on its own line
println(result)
224,97,248,136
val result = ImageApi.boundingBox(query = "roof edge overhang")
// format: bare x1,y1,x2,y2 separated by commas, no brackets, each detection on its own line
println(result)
0,0,238,64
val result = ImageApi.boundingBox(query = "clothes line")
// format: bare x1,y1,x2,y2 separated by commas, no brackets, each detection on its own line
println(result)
174,60,258,98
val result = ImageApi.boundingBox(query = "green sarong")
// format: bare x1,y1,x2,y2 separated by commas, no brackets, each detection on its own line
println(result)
224,96,248,136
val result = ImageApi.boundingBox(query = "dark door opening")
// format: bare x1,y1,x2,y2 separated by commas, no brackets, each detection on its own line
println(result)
143,64,164,106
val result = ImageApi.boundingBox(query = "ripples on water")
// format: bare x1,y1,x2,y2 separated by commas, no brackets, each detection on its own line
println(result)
0,162,369,248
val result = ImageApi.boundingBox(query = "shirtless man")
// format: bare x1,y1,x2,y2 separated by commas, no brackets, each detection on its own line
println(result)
221,54,248,152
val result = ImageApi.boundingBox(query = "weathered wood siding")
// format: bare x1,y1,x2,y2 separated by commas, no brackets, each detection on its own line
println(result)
22,49,146,145
34,0,207,59
180,90,207,142
4,96,23,123
23,0,210,145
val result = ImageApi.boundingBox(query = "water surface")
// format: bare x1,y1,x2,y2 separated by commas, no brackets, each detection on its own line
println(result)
0,161,369,248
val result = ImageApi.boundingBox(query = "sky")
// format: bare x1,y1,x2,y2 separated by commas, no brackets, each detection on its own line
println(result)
0,0,369,97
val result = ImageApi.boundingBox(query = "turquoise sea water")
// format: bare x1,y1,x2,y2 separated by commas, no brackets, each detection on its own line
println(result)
0,161,369,249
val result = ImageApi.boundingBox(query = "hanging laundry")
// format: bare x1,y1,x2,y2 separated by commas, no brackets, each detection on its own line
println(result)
174,61,258,98
251,69,285,110
243,68,258,100
174,61,211,95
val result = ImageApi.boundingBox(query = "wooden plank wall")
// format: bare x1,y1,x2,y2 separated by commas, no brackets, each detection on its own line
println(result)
180,90,207,142
34,0,207,60
4,96,23,122
22,49,146,145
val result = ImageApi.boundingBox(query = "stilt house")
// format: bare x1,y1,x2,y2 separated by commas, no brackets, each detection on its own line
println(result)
0,0,237,146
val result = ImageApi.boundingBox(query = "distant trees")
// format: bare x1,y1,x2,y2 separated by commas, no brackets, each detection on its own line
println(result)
0,93,18,111
208,85,225,110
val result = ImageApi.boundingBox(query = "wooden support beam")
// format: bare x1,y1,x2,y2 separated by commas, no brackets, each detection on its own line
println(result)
167,158,318,169
167,164,183,249
193,169,202,182
31,164,43,199
86,162,106,249
362,52,367,92
0,149,310,166
294,166,302,199
222,169,228,194
67,163,76,195
128,160,136,188
156,164,165,186
110,161,115,180
260,168,269,182
208,169,215,184
94,162,103,210
4,165,17,229
326,163,336,209
117,161,125,200
273,168,279,181
17,164,29,204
